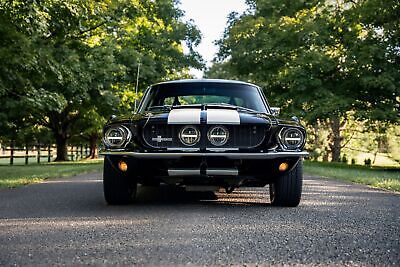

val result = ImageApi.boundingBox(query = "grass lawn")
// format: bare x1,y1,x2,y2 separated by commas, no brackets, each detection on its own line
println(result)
0,159,103,188
304,160,400,192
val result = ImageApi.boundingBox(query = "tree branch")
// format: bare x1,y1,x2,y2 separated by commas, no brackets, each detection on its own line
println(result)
73,21,107,39
341,130,356,148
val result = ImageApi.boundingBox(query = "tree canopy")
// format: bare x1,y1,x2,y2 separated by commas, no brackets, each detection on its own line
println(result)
0,0,203,160
209,0,399,161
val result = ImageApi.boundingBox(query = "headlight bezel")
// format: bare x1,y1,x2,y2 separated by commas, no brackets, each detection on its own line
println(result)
179,125,201,146
208,125,229,146
103,125,132,148
278,127,305,151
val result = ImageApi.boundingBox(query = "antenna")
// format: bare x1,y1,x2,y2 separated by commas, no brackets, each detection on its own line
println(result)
134,59,141,112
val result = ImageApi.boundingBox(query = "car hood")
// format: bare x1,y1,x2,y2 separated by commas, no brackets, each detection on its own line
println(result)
131,107,274,125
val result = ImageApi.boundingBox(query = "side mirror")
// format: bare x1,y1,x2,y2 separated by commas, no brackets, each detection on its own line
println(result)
291,116,299,123
270,107,280,116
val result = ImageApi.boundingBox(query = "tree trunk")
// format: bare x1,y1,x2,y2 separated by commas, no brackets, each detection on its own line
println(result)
329,117,342,162
47,110,78,162
88,133,98,159
54,133,68,161
322,153,329,162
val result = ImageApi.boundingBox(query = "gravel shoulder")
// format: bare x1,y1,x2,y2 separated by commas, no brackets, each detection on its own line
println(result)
0,172,399,266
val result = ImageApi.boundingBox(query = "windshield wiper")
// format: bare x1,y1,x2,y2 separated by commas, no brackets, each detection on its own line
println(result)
207,103,259,114
147,105,172,111
236,106,260,113
148,104,203,111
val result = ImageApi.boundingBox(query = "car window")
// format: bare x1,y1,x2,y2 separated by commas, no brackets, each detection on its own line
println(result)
162,95,244,106
141,82,268,113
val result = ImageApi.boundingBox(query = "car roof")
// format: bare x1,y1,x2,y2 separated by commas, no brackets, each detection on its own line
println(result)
152,79,258,88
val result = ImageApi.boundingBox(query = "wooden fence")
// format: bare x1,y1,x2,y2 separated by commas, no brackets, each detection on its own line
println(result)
0,144,90,165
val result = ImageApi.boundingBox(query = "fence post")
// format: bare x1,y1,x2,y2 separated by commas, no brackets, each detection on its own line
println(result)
25,144,29,165
70,146,74,161
10,141,14,165
80,144,83,160
85,144,88,157
37,144,41,164
48,145,51,162
75,145,79,160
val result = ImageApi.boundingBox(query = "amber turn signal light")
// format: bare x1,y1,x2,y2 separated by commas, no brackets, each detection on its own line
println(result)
278,162,289,172
118,161,128,172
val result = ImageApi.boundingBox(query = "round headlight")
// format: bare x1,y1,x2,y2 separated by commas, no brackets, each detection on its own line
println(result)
104,125,131,148
179,126,200,146
208,126,229,146
279,127,304,150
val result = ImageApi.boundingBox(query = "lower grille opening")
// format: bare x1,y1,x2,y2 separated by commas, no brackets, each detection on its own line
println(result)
167,168,238,176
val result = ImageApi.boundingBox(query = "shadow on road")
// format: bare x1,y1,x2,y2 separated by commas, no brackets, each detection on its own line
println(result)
0,173,272,220
135,185,270,207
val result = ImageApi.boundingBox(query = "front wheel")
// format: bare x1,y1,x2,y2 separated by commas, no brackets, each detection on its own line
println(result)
103,157,137,205
270,160,303,207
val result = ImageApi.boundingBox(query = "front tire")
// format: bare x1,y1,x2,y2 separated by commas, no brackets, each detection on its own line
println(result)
270,160,303,207
103,157,137,205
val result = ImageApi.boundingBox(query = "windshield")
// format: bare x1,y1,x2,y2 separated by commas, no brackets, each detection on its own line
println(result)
139,82,268,113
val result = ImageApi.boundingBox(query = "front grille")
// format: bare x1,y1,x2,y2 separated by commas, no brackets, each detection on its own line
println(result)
142,124,198,149
142,124,267,149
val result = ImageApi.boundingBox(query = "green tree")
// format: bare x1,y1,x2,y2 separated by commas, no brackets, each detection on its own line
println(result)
213,0,399,161
204,61,239,80
0,0,203,160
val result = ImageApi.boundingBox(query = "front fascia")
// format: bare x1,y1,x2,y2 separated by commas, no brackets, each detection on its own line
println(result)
102,111,307,154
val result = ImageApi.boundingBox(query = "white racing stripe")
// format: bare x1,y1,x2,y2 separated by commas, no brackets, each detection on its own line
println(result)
168,109,201,124
207,109,240,124
167,108,241,125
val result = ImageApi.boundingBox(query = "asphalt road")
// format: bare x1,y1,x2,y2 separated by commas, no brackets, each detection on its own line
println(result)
0,172,399,266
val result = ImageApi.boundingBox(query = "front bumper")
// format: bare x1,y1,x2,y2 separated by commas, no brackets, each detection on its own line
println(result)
100,151,309,159
101,150,308,186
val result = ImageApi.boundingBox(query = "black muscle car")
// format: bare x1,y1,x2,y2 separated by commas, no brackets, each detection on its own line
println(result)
100,79,308,206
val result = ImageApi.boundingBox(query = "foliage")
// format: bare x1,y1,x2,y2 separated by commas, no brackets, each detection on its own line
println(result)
305,117,400,165
0,0,204,160
204,61,240,80
212,0,400,161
